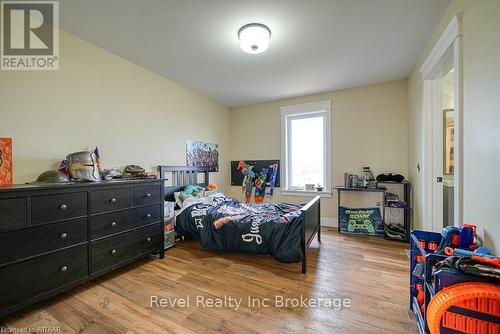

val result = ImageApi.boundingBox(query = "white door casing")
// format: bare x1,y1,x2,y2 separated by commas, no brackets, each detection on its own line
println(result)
420,14,463,232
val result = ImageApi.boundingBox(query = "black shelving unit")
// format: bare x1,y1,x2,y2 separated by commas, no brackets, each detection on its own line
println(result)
379,181,411,242
335,181,411,242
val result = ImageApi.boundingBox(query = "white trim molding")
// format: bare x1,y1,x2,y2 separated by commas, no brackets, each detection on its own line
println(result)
321,217,337,227
280,100,332,116
420,14,463,80
281,189,332,198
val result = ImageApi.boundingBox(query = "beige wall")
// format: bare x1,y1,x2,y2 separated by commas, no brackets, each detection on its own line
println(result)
408,0,500,252
0,30,230,190
228,80,409,222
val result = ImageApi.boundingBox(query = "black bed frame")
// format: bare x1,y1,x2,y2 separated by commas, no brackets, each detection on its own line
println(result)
158,165,321,273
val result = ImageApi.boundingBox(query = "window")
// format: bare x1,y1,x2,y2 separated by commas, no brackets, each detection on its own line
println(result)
281,100,331,195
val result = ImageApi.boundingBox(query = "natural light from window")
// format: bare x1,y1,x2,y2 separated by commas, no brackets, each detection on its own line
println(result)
290,116,324,188
281,100,331,195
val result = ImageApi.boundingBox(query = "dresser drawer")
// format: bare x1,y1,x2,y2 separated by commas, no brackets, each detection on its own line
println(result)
90,188,130,214
0,218,87,266
131,185,161,206
0,245,88,310
0,197,27,230
90,204,161,240
91,224,161,273
32,192,87,224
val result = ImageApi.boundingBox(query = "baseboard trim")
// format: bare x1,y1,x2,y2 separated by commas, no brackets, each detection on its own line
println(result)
321,217,337,227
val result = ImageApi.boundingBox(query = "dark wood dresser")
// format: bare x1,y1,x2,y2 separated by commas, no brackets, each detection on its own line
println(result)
0,179,164,318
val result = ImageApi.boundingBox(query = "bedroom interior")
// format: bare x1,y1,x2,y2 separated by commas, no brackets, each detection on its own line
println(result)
0,0,499,333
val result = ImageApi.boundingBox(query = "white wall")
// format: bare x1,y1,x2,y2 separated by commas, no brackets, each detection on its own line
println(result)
229,80,409,222
408,0,500,253
462,0,500,253
0,29,230,190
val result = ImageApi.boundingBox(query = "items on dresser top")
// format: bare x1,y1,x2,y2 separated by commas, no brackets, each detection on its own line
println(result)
66,150,102,182
0,179,164,318
35,170,71,183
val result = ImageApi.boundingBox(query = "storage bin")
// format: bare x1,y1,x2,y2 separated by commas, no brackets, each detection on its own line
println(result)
410,230,446,333
410,230,500,334
164,230,175,249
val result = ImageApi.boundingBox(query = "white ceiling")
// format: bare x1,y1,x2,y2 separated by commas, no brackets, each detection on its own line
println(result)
59,0,450,107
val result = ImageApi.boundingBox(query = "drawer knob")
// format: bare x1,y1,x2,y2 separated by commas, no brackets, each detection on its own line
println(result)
60,233,68,239
146,213,151,218
59,204,67,210
146,193,151,198
110,221,117,227
110,198,117,203
60,266,68,272
110,249,117,255
146,237,152,242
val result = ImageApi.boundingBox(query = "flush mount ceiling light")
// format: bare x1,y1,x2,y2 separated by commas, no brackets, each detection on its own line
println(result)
238,23,271,54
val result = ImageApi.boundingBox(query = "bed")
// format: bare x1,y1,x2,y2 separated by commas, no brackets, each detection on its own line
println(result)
158,165,321,273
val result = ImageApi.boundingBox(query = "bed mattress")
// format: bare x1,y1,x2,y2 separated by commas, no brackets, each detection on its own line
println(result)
175,197,304,263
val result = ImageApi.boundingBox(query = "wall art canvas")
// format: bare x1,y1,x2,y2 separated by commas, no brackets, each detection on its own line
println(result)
0,138,13,185
186,140,219,172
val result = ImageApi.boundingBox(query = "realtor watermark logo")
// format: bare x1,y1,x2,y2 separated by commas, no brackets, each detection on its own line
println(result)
1,0,59,70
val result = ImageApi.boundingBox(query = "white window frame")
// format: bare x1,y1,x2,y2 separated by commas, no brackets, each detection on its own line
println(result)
280,100,332,197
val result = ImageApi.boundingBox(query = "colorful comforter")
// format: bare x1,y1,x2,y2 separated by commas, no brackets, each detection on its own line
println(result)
175,197,304,263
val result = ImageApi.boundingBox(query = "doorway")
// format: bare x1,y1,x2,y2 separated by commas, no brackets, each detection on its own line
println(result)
442,68,455,227
420,15,463,232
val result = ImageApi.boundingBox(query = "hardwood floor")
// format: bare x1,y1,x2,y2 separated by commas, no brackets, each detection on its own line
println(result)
1,228,416,333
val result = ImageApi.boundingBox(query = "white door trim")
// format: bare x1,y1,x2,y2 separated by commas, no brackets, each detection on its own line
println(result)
420,14,463,231
453,31,464,228
420,15,461,80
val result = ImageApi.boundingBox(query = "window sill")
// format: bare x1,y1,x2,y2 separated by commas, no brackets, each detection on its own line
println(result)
281,189,332,198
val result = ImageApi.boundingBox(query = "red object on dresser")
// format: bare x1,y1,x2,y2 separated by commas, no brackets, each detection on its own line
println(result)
0,138,13,185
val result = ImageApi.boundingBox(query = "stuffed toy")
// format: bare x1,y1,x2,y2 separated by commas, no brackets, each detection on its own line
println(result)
181,184,204,197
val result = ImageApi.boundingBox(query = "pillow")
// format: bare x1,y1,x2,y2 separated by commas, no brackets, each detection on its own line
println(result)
174,184,204,207
174,191,193,208
174,187,226,208
206,192,226,205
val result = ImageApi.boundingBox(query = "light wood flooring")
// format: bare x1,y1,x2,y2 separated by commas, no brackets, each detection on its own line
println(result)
2,228,416,333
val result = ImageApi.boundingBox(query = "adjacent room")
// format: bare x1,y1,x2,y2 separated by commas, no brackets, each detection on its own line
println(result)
0,1,499,333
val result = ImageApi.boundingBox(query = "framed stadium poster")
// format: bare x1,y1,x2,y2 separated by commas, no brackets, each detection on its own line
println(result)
186,140,219,172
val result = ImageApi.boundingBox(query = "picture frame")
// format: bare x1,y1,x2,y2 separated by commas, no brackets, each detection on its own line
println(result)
186,140,219,172
443,109,454,175
305,184,316,191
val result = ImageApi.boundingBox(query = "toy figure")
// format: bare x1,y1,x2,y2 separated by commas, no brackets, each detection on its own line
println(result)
254,168,268,203
266,163,278,196
238,161,279,203
237,161,256,203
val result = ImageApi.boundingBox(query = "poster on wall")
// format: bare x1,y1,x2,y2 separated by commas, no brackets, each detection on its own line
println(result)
0,138,13,186
231,160,280,203
186,140,219,172
338,207,384,236
230,160,280,187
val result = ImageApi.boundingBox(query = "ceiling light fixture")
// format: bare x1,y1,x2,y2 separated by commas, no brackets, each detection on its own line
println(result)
238,23,271,54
